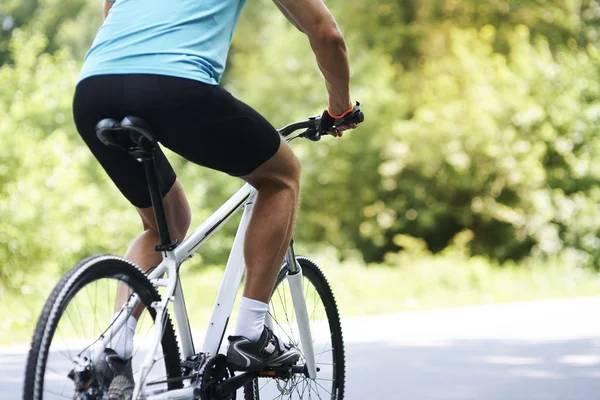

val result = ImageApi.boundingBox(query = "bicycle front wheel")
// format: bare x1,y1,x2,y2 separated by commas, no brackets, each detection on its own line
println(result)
23,254,182,400
244,256,345,400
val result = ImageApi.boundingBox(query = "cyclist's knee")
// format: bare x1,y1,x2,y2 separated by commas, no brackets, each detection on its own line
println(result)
244,141,301,194
279,152,301,190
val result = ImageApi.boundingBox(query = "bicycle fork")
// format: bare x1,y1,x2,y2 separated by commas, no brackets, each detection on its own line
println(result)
268,245,318,379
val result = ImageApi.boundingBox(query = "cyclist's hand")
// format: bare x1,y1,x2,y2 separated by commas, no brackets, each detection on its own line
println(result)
328,123,357,138
319,102,363,137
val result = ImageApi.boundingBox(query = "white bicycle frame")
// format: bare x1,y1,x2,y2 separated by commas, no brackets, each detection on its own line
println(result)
109,182,317,399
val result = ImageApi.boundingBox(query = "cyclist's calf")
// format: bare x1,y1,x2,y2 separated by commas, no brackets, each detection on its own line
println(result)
240,139,301,303
137,179,192,244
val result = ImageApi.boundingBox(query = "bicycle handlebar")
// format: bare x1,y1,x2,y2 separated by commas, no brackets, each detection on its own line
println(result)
279,118,319,137
278,102,364,141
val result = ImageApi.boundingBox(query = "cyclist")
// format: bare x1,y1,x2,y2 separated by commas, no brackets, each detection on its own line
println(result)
73,0,357,374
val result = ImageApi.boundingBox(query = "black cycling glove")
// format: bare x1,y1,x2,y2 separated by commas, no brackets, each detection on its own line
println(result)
319,101,363,134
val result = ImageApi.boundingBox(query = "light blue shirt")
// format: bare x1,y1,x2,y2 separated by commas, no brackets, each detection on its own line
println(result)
78,0,247,85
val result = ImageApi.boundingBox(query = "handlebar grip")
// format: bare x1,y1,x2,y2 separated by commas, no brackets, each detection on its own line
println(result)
321,102,363,133
338,108,364,126
305,101,364,142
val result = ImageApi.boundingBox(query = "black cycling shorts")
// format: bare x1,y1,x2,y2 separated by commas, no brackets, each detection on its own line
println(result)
73,74,281,208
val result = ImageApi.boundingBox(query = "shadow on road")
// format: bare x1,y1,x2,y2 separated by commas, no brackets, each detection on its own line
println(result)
346,337,600,400
4,337,600,399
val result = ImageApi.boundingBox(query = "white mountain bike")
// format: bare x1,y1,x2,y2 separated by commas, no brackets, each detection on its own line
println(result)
23,105,364,400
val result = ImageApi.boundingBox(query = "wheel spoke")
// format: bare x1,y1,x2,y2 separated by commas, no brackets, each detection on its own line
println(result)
246,260,342,400
260,378,271,391
43,387,73,399
282,278,299,346
268,309,297,346
313,348,332,357
316,341,332,365
276,286,294,335
313,379,332,397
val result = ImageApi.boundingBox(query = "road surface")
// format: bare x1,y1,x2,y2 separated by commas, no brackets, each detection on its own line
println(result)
4,297,600,399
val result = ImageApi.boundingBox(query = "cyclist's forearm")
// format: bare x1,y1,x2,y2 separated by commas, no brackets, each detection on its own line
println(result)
309,30,352,115
273,0,351,114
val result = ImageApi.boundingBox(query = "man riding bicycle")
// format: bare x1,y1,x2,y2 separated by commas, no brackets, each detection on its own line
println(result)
73,0,359,376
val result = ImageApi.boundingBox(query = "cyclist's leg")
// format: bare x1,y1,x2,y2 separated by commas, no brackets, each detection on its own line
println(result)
117,179,192,313
241,139,301,304
225,140,303,370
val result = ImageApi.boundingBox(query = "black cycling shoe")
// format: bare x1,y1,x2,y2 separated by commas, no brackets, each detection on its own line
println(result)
227,326,301,371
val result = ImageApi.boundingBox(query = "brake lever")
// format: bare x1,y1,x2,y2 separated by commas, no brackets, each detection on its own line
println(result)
303,117,323,142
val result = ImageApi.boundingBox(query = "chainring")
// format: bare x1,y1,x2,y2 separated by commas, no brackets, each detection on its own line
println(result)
198,354,235,400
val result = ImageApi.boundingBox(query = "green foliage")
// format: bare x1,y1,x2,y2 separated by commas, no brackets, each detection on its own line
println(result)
0,30,139,291
379,25,600,264
339,0,600,66
2,0,600,296
230,5,600,265
0,0,91,65
5,240,600,345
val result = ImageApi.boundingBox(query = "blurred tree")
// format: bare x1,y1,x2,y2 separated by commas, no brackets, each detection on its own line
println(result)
0,0,96,65
0,0,38,65
230,7,600,265
2,0,600,294
334,0,600,66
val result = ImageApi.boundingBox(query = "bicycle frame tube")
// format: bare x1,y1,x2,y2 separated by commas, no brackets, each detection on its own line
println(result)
143,183,252,358
130,179,319,397
134,255,179,399
172,184,253,262
201,188,256,355
128,184,253,398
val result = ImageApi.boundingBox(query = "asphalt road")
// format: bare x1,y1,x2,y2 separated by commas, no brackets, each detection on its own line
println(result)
4,297,600,399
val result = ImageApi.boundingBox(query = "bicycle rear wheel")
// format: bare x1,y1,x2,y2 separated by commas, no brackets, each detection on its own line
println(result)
23,254,182,400
244,256,345,400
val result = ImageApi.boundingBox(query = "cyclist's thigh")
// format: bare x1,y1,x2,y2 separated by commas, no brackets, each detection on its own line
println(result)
131,75,282,178
73,74,177,208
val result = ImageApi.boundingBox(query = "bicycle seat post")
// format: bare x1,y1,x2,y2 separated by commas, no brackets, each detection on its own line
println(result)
95,116,178,253
139,154,177,252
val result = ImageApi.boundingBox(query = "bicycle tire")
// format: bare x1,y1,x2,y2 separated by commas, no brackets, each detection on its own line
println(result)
23,254,183,400
244,256,345,400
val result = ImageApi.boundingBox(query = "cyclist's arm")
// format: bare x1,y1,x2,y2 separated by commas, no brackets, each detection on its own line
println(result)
103,1,114,19
273,0,352,116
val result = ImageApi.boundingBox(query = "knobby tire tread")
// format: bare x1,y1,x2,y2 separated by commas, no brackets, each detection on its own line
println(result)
23,254,182,400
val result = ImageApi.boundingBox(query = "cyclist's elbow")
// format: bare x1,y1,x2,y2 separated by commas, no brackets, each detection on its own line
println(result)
309,23,345,49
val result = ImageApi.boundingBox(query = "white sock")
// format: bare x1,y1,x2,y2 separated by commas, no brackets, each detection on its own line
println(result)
106,312,137,359
234,297,269,342
89,312,137,362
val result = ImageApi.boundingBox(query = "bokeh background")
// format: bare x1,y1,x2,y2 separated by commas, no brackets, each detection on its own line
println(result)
2,0,600,343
